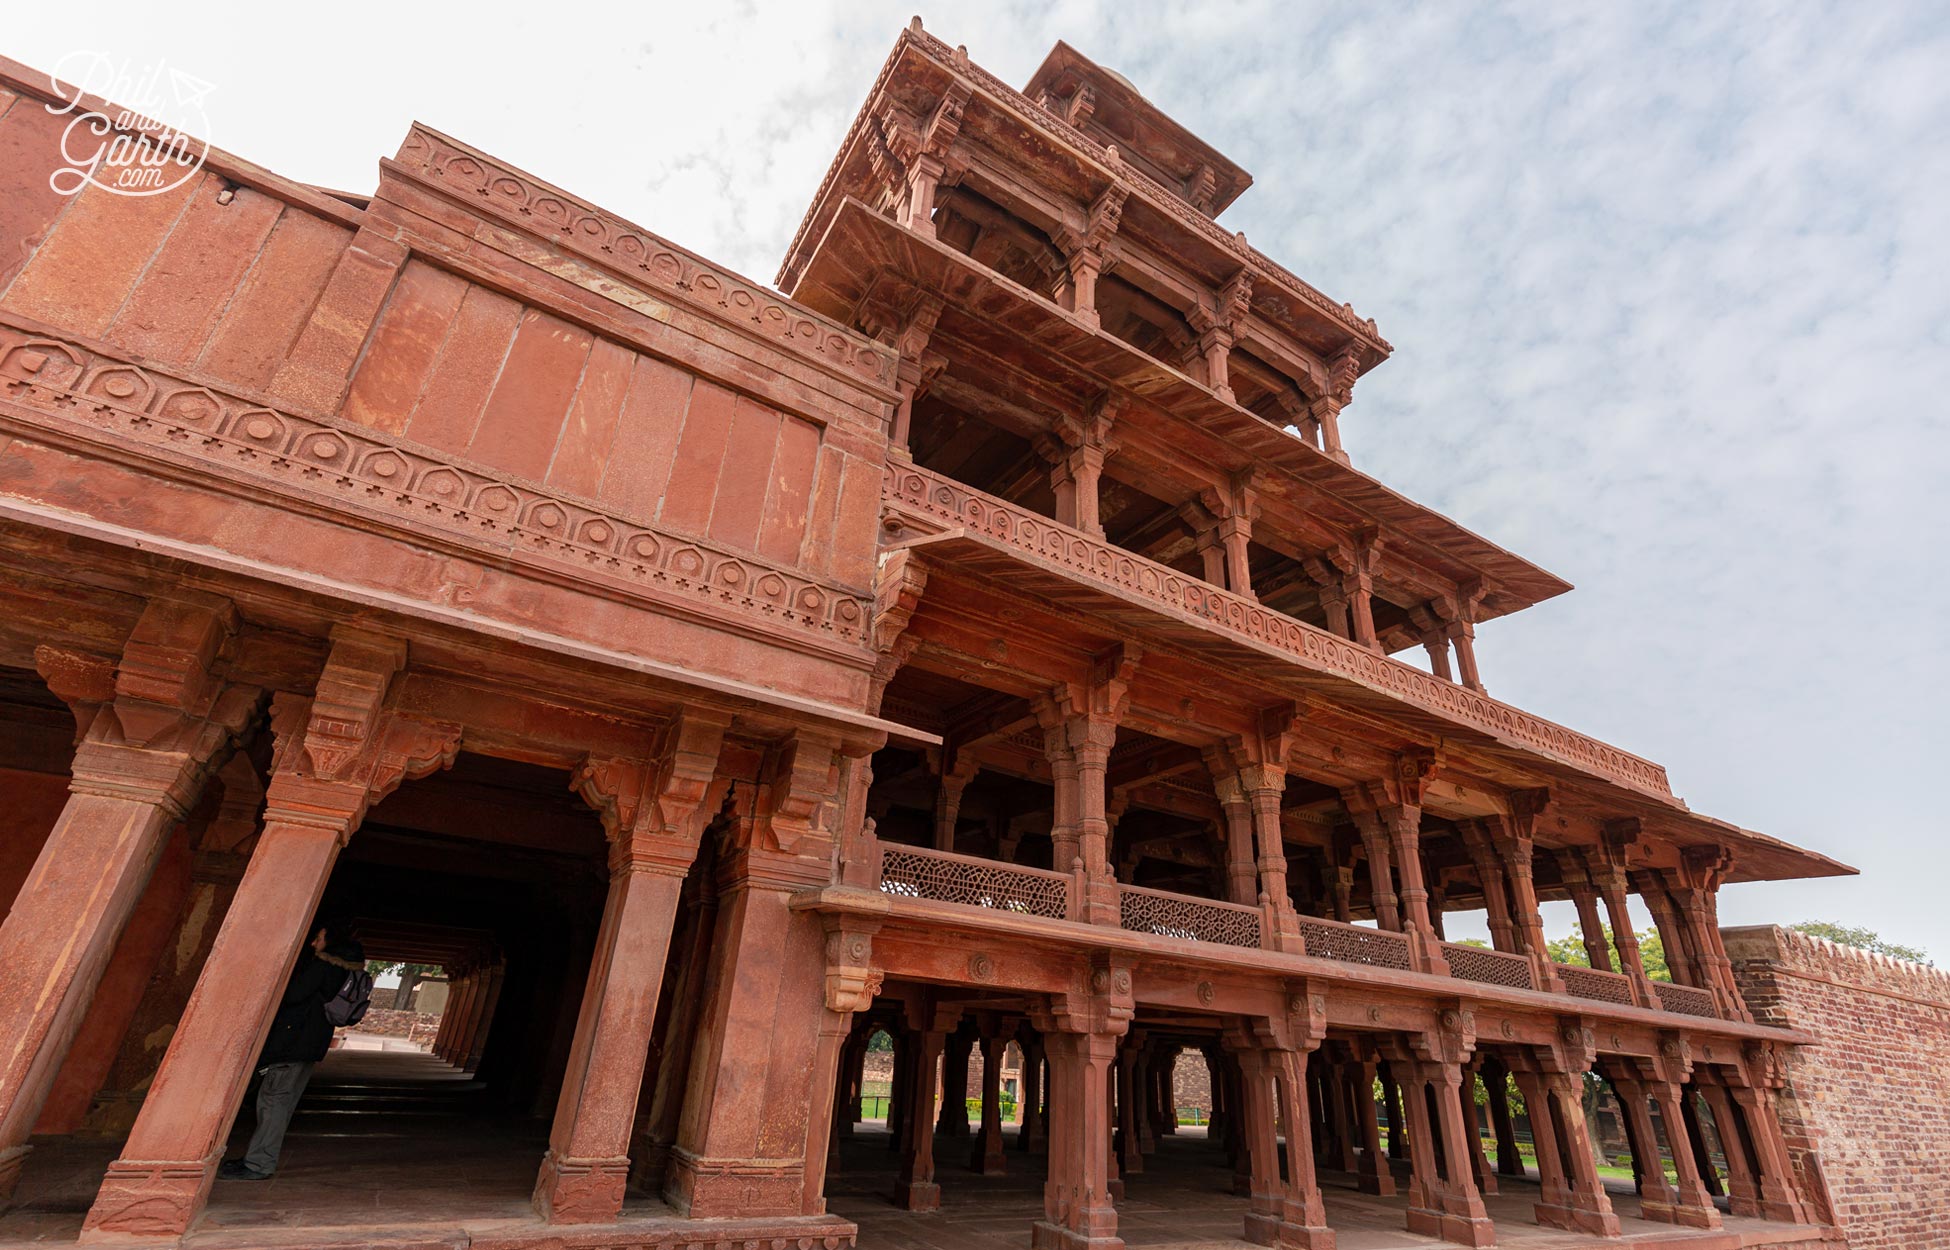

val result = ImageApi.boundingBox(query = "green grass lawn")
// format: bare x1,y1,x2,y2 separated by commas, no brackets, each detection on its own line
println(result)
1481,1136,1677,1184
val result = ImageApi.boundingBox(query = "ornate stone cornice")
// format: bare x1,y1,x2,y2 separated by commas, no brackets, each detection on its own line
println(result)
885,460,1674,799
0,318,873,658
392,126,896,394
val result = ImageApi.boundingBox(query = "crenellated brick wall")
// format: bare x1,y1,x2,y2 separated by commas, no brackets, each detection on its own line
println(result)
1724,924,1950,1250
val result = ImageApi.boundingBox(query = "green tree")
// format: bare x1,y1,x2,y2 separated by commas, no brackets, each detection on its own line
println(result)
1790,921,1928,964
1545,923,1669,982
367,960,444,1009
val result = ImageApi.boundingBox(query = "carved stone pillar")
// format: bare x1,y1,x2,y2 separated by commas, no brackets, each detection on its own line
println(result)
1509,1069,1571,1214
1609,1070,1685,1223
1477,1058,1522,1178
1421,631,1455,681
1381,1064,1406,1161
932,756,978,852
1209,755,1259,908
0,599,258,1198
76,769,258,1141
1640,877,1701,984
1386,810,1435,940
462,964,505,1072
534,710,731,1223
1018,1028,1047,1153
1458,1066,1496,1196
665,729,872,1220
938,1026,973,1139
1234,985,1333,1250
1182,499,1231,589
1731,1076,1817,1216
1038,703,1082,875
801,941,876,1205
1037,649,1138,927
1676,846,1751,1021
969,1021,1006,1175
879,84,967,239
1351,1044,1395,1196
1679,1085,1724,1198
1349,810,1400,932
1031,957,1130,1250
1695,1081,1759,1216
895,1008,951,1211
1593,827,1657,1007
1346,751,1442,972
1038,395,1121,538
1513,1054,1622,1237
1069,714,1119,926
1647,1074,1721,1228
1392,1014,1494,1248
1115,1034,1143,1176
630,866,720,1191
1308,564,1354,641
1484,803,1561,993
1559,856,1615,972
1052,186,1125,331
1444,619,1484,693
82,630,459,1240
1458,823,1517,954
886,296,945,452
1546,1033,1622,1235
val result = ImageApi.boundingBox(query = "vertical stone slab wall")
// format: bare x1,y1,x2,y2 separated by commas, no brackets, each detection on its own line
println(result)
1724,923,1950,1250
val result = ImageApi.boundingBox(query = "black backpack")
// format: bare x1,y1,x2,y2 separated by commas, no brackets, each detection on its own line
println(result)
324,966,375,1027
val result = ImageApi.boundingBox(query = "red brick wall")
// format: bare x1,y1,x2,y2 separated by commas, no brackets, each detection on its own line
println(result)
346,1008,441,1045
1724,924,1950,1250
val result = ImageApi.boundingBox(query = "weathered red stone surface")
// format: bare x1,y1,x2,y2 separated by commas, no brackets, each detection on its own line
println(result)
1725,926,1949,1249
0,19,1862,1250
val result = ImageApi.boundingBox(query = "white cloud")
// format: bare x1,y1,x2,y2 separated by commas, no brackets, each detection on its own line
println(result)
10,0,1947,954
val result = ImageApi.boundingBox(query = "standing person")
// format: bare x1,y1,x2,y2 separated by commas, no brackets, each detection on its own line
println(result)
217,921,367,1180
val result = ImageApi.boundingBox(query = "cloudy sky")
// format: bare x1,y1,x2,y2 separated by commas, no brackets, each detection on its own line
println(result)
13,2,1948,955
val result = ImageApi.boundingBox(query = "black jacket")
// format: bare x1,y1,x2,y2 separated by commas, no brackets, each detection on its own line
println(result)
261,940,365,1066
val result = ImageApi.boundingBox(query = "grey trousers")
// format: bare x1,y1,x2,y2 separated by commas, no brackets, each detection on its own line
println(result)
243,1060,315,1174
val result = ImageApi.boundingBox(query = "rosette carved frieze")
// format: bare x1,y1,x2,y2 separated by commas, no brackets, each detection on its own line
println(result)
0,320,873,655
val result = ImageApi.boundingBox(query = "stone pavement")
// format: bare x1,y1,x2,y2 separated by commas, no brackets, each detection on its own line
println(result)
827,1126,1826,1250
0,1050,1824,1250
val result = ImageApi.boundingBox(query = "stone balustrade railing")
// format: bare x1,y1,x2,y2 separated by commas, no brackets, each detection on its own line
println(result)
1557,963,1638,1006
1295,915,1414,971
883,461,1673,799
1653,980,1719,1018
1442,941,1538,991
1117,883,1261,949
876,843,1069,919
865,842,1725,1023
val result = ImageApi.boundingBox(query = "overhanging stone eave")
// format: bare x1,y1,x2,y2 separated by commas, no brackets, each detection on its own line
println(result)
790,884,1818,1046
803,197,1570,615
887,25,1390,360
1021,40,1256,215
0,494,941,754
890,521,1847,884
882,520,1677,796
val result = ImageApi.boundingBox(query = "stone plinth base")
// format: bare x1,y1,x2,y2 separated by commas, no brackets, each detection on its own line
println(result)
1533,1200,1622,1238
1404,1203,1495,1248
1030,1219,1122,1250
80,1156,216,1242
532,1150,628,1223
1243,1211,1335,1249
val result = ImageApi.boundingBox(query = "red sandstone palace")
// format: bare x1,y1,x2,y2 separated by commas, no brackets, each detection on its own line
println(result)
0,21,1864,1250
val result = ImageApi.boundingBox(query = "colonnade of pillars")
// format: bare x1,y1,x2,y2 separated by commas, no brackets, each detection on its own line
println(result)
0,606,860,1238
829,1002,1817,1249
429,957,504,1073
